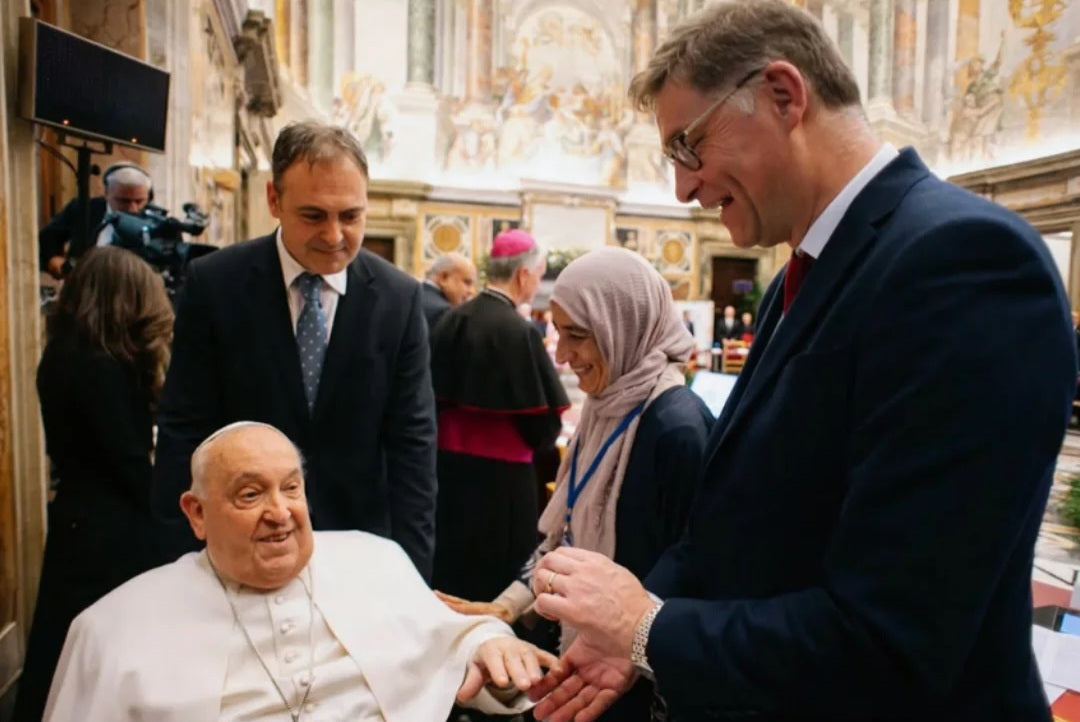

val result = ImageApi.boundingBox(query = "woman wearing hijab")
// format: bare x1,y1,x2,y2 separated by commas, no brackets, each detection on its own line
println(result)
439,246,713,721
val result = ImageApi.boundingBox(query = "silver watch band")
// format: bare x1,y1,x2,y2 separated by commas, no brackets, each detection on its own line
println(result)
631,601,663,674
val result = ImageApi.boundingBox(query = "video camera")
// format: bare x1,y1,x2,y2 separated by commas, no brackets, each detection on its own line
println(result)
99,202,217,298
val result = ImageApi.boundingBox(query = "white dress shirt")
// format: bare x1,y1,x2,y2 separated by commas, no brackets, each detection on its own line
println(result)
794,143,899,261
276,228,348,337
219,569,384,721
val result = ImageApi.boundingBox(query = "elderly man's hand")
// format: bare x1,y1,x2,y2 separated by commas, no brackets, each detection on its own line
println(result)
529,636,637,722
456,637,561,704
434,590,514,624
532,547,654,659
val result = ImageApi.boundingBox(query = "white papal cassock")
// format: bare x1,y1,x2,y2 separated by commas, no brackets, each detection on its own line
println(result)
45,531,533,721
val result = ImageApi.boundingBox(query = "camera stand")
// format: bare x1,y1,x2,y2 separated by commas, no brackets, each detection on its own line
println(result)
55,132,113,253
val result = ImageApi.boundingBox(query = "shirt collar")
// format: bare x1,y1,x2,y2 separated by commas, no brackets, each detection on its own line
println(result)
796,143,899,260
275,227,348,296
483,286,516,306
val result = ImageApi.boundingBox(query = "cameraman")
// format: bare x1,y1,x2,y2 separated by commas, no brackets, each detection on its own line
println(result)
39,162,152,279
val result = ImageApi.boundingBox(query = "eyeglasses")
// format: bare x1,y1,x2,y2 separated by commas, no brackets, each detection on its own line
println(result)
663,67,765,171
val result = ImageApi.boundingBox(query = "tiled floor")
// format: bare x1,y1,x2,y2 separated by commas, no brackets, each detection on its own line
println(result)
1034,431,1080,596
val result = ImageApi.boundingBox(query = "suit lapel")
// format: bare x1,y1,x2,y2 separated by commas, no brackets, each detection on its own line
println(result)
244,235,309,424
313,254,373,419
705,149,930,466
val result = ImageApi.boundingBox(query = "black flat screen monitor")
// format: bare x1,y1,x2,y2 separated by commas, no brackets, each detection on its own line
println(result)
18,18,169,153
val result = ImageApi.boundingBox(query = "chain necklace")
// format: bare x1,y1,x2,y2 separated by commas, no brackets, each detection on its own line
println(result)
209,558,316,722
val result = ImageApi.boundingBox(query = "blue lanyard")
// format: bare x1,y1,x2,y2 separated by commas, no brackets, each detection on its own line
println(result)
565,401,646,538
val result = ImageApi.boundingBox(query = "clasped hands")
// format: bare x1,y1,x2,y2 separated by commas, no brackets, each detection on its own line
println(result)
444,547,657,721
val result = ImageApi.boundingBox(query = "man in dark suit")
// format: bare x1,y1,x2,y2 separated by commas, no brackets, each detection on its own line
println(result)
154,121,437,579
715,304,742,339
39,163,153,278
422,251,477,331
527,3,1076,721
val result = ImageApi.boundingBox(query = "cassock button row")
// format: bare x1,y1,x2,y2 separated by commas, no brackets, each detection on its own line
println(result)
280,621,295,634
275,594,286,605
283,649,299,663
298,674,312,688
304,703,317,714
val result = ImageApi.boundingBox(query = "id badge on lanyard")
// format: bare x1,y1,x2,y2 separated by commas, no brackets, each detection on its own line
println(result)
563,401,646,547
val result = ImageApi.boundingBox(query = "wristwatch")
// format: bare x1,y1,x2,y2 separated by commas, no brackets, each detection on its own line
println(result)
631,601,663,674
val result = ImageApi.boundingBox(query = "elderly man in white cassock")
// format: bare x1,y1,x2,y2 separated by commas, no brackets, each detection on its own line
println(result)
45,421,558,721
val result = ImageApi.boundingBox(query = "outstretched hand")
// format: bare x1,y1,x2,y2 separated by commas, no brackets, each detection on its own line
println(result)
529,637,638,722
457,637,562,704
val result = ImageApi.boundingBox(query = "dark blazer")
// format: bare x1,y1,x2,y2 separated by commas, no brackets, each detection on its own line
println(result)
153,233,437,579
644,150,1076,721
16,339,162,720
38,196,108,270
715,317,743,340
421,281,452,332
615,386,713,579
602,386,713,722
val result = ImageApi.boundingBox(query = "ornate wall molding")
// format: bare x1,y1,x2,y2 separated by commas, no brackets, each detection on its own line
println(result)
234,9,283,116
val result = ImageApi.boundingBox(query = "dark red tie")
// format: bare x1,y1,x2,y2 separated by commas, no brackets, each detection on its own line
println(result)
783,250,814,313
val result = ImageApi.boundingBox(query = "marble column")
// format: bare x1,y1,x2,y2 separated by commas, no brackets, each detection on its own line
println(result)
954,0,980,90
275,0,291,75
391,0,440,181
307,0,334,109
291,0,309,88
333,0,355,98
628,0,662,186
836,11,854,68
632,0,657,74
0,0,50,665
867,0,894,106
144,0,194,217
892,0,917,115
464,0,493,102
1066,41,1080,132
407,0,436,87
922,0,949,128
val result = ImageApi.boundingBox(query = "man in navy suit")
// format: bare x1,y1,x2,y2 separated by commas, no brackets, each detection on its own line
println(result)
527,2,1076,720
153,121,437,579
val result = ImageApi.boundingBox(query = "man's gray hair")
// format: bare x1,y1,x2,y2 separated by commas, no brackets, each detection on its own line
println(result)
486,245,543,283
628,0,861,113
105,166,152,190
189,421,302,497
427,252,469,280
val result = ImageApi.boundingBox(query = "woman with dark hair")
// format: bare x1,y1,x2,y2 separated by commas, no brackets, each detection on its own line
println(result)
14,246,174,721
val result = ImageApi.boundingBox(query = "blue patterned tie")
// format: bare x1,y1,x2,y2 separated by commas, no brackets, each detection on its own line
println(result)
295,272,328,414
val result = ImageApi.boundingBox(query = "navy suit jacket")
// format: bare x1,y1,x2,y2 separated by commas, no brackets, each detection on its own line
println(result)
644,149,1076,721
153,234,437,579
421,281,452,332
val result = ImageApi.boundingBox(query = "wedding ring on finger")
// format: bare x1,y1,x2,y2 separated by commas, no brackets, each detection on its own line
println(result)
545,570,559,594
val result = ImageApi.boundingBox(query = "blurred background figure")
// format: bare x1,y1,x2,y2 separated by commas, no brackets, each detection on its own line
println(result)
38,163,153,280
740,310,755,342
440,247,713,721
422,251,478,331
716,304,742,340
15,247,173,721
